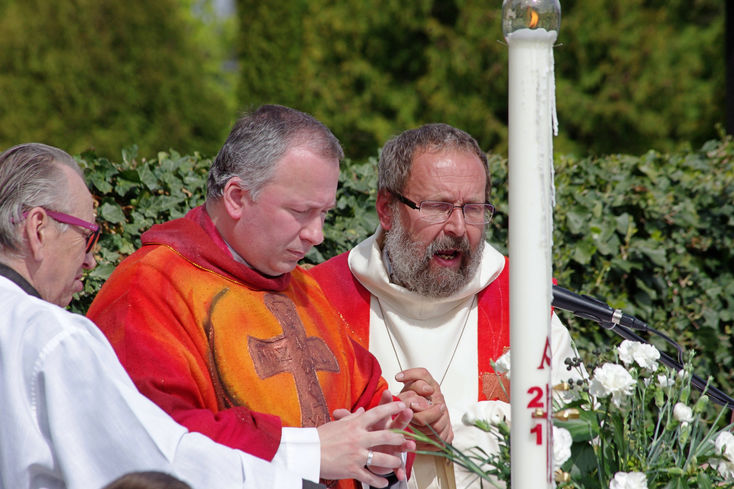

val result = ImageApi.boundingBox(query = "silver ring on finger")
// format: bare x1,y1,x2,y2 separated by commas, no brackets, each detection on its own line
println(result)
365,449,374,467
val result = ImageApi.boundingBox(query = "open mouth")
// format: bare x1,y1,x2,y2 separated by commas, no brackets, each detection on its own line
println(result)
434,249,461,261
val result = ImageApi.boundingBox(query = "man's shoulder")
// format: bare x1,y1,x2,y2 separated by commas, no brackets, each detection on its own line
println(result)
307,252,371,311
308,251,359,291
309,251,350,274
0,279,96,348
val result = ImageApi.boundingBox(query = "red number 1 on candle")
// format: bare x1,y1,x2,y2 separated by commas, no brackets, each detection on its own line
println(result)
530,423,543,445
527,386,545,445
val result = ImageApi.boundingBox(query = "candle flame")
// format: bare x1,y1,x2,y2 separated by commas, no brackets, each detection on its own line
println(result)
527,7,539,28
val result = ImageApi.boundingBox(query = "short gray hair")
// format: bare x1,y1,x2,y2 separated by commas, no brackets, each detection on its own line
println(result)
0,143,81,253
207,104,344,201
378,123,491,202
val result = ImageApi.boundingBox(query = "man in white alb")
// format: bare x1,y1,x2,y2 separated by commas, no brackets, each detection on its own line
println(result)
311,123,585,489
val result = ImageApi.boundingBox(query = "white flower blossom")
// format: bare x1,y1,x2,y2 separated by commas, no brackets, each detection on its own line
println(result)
589,363,636,408
657,373,673,388
617,340,660,371
553,426,572,471
494,350,511,380
461,401,511,428
609,471,648,489
715,432,734,479
716,431,734,461
673,402,693,425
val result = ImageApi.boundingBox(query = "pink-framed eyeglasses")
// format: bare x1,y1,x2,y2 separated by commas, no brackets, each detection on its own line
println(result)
15,208,100,253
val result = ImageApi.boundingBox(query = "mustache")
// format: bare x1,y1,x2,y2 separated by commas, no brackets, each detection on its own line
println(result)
426,234,472,257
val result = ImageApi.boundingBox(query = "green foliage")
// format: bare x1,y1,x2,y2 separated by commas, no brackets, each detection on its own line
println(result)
233,0,724,160
0,0,236,159
73,136,734,396
71,148,210,314
556,0,724,156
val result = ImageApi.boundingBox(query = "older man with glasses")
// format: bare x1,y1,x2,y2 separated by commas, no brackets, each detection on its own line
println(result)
310,123,585,489
0,142,320,489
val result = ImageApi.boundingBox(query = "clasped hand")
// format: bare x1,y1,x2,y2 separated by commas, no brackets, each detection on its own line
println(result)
318,390,414,488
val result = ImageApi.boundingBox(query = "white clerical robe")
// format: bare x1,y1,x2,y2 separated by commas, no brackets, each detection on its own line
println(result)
348,231,585,489
0,276,306,489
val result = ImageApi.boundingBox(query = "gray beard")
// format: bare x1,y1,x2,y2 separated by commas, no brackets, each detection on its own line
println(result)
383,216,484,298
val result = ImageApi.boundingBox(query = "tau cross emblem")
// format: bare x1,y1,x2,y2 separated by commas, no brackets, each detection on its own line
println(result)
248,293,340,427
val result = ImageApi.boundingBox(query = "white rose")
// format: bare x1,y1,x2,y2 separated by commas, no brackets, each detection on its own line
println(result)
716,431,734,462
461,401,511,428
617,340,660,371
494,350,511,379
589,363,636,408
673,402,693,425
552,426,572,471
657,373,673,388
714,432,734,479
609,471,648,489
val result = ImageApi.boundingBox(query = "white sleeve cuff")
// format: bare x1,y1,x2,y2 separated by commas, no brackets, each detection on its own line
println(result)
270,426,321,483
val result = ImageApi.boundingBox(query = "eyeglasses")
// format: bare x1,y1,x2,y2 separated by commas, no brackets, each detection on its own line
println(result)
16,208,100,253
393,193,496,225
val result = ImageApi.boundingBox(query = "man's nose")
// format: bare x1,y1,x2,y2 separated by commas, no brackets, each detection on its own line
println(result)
83,249,97,269
443,206,467,237
300,216,325,246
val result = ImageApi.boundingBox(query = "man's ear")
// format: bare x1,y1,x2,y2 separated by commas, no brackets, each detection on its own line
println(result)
376,190,395,231
221,178,250,219
24,208,51,261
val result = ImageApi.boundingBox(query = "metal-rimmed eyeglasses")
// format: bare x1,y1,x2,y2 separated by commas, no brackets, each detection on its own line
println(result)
393,193,495,225
15,208,100,253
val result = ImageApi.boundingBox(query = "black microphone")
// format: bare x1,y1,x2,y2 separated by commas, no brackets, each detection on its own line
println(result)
552,285,649,332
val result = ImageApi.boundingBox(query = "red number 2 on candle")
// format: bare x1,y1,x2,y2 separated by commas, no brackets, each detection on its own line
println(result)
527,386,544,408
527,386,545,445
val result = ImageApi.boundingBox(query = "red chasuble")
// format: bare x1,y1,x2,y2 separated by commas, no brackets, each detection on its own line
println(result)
88,207,387,488
309,251,512,403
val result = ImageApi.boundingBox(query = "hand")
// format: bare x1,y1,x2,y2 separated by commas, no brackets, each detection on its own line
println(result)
396,368,454,450
359,390,414,481
318,398,414,487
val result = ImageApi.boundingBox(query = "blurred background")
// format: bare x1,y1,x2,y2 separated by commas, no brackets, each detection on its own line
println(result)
6,0,734,401
0,0,724,160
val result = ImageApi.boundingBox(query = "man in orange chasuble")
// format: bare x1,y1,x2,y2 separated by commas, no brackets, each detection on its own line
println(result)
88,105,449,489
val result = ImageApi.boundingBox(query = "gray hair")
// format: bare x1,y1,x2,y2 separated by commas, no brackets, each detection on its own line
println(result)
0,143,81,253
378,123,491,202
207,104,344,201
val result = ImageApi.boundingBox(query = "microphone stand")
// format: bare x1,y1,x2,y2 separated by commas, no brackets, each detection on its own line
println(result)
556,296,734,410
602,322,734,410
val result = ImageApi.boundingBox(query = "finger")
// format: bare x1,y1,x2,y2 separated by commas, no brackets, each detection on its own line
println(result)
396,367,439,387
331,408,351,420
386,406,413,432
378,389,394,405
399,391,432,411
365,451,404,471
399,379,435,397
360,401,408,428
364,429,411,449
354,468,390,488
409,402,447,427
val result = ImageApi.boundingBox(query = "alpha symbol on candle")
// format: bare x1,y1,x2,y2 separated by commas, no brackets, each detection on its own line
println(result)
537,337,551,370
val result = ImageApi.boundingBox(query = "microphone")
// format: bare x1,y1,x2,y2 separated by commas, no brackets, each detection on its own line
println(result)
552,285,649,332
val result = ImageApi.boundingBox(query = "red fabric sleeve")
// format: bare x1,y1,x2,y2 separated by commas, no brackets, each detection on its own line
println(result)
87,250,283,460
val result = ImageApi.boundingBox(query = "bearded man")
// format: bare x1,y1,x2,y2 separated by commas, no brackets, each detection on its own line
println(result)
310,123,584,489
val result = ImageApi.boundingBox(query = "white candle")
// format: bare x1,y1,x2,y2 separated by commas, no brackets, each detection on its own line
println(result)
506,24,558,489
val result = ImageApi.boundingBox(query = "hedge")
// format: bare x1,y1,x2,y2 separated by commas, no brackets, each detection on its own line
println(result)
74,136,734,400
